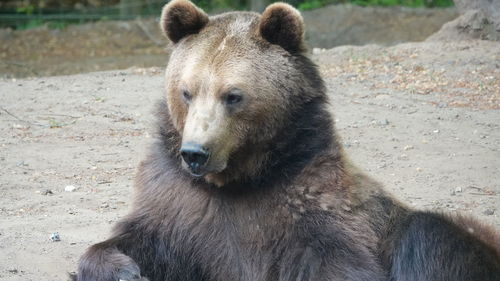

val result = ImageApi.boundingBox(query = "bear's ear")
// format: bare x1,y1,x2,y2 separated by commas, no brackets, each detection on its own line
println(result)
160,0,209,43
259,2,305,53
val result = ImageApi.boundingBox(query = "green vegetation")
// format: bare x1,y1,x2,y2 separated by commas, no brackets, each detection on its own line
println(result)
349,0,453,8
297,0,325,10
298,0,454,10
15,19,69,30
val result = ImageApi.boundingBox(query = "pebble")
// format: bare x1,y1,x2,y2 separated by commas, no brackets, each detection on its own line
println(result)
375,94,390,99
12,124,28,129
50,232,61,242
398,154,409,161
404,145,414,151
40,189,53,195
312,48,326,55
64,185,79,192
454,186,463,194
433,129,440,133
483,209,495,216
378,119,389,126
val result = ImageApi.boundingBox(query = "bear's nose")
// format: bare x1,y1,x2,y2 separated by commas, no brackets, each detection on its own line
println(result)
180,144,210,175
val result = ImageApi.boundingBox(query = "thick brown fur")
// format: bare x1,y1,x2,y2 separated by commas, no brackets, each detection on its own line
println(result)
75,1,500,281
160,0,209,43
259,3,305,53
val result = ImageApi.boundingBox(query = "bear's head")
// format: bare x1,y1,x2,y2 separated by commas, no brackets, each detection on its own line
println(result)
160,0,332,187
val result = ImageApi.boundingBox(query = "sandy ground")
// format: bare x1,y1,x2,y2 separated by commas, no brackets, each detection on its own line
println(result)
0,40,499,280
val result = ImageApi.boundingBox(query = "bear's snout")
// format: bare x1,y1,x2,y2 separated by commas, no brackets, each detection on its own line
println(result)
180,143,210,176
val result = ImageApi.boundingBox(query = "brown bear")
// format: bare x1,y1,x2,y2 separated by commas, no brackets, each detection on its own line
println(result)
74,1,500,280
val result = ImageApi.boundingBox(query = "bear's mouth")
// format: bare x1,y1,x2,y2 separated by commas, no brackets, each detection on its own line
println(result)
187,169,206,177
181,161,208,177
181,159,226,179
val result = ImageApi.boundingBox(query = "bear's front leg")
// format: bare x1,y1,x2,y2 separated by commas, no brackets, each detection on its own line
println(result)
77,239,148,281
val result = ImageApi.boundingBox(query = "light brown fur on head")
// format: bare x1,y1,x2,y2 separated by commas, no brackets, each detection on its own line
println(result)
160,1,318,186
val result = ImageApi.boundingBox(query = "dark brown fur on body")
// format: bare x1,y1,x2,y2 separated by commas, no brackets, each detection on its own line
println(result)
75,1,500,280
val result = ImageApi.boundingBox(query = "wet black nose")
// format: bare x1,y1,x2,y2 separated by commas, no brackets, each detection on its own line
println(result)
180,144,209,174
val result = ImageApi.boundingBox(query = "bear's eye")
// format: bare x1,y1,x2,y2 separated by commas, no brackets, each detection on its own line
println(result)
224,92,243,105
182,90,192,103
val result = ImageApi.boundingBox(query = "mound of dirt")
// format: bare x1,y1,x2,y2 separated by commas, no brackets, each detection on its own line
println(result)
427,0,500,41
303,4,457,48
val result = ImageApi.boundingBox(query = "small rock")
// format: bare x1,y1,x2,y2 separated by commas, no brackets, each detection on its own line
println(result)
398,154,409,161
416,167,423,172
64,185,78,192
375,94,390,99
12,124,27,130
50,232,61,242
8,269,18,274
378,119,389,126
483,209,495,216
433,129,440,133
454,186,463,193
41,189,53,195
16,161,28,167
404,145,414,151
312,48,326,55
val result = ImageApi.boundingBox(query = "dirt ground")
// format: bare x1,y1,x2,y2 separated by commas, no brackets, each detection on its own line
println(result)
0,39,499,280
